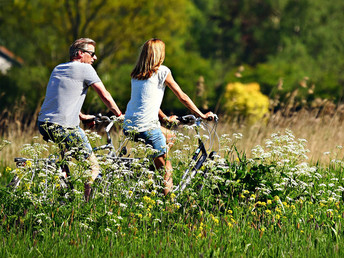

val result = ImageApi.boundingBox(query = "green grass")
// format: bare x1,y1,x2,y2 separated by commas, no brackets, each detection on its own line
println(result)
1,128,344,257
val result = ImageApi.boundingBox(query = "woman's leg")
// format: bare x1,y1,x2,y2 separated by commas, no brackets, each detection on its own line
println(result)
160,126,176,150
154,154,173,195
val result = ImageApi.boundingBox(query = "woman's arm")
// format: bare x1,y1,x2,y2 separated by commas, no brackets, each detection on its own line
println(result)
164,72,214,120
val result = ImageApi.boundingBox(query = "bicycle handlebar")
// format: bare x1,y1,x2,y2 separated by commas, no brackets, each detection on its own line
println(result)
177,114,218,124
82,113,121,125
83,113,218,126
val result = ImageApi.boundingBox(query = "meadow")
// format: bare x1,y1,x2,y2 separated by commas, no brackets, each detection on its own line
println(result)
0,101,344,257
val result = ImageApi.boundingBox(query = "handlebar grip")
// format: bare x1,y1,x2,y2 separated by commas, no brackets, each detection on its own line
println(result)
207,114,218,122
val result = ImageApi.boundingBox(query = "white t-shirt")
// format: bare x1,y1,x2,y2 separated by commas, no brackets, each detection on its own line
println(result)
38,62,101,127
124,65,170,132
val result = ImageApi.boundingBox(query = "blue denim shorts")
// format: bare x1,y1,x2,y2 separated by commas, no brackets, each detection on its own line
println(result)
38,121,92,157
123,128,167,158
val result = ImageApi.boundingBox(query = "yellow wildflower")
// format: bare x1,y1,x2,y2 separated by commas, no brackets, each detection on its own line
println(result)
170,193,176,200
275,207,282,213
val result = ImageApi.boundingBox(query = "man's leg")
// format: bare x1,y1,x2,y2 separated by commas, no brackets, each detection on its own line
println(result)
84,153,101,202
154,154,173,195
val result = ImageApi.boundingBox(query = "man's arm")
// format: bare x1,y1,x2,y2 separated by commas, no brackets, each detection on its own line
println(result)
91,81,122,117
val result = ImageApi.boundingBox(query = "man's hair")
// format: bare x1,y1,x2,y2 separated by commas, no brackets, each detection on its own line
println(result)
69,38,96,60
131,38,165,80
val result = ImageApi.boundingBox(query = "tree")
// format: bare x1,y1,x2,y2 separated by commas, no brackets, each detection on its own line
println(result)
0,0,205,113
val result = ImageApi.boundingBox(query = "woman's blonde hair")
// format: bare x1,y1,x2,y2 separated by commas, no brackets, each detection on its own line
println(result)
131,38,165,80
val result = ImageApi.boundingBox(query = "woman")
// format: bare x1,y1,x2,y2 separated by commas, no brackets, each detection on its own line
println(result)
124,38,215,195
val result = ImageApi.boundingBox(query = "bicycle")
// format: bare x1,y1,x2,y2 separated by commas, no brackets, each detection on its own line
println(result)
90,113,221,200
7,113,220,202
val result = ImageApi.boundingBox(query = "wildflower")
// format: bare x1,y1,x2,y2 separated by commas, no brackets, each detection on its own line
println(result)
275,207,282,213
274,196,280,201
265,209,272,215
174,203,181,209
120,203,127,209
170,193,176,200
6,167,12,173
267,200,272,205
275,214,280,220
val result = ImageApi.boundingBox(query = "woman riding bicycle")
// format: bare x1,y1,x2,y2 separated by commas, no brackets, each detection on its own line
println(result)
123,38,216,195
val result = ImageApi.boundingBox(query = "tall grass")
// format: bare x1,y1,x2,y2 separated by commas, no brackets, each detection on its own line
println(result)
3,99,343,167
1,98,344,257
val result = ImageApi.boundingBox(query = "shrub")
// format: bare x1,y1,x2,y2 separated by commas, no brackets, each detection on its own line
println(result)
223,82,269,124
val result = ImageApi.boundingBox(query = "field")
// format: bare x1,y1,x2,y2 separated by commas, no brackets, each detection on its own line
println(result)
1,105,344,257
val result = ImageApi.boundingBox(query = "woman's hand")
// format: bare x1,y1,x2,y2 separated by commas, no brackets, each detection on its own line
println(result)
203,111,217,121
166,115,178,123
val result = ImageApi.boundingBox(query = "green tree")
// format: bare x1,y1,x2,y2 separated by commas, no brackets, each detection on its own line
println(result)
1,0,215,114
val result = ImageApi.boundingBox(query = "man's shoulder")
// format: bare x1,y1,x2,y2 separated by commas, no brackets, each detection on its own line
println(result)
56,61,92,69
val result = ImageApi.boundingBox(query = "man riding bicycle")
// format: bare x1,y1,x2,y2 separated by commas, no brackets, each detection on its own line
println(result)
37,38,123,201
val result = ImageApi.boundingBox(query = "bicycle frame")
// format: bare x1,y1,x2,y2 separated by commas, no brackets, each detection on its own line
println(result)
173,115,218,198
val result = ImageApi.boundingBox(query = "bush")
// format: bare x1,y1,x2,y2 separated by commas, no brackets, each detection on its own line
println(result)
223,82,269,124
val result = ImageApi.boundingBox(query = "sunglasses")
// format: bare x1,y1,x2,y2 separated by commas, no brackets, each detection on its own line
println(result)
80,49,96,57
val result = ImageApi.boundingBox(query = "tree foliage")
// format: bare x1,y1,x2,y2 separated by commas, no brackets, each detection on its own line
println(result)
1,0,344,117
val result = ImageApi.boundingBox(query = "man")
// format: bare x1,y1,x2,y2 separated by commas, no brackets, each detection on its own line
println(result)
37,38,123,201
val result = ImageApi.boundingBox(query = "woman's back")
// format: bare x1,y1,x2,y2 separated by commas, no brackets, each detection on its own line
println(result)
124,65,170,132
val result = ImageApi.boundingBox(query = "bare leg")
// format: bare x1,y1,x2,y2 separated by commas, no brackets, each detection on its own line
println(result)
154,154,173,195
160,126,176,150
84,153,100,202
